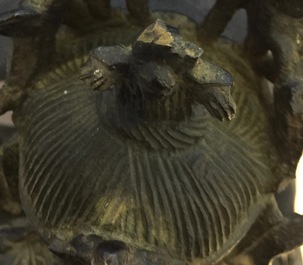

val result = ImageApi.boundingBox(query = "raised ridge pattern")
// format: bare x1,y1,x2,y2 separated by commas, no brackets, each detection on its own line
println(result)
19,70,274,261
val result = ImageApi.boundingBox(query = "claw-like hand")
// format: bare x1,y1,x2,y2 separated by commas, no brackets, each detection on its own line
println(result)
189,58,236,121
80,46,130,91
81,19,236,122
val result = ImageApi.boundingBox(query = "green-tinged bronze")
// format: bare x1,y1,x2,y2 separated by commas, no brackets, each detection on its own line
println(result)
0,1,302,265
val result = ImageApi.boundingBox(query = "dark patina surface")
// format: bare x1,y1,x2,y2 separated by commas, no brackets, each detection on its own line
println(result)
0,1,303,265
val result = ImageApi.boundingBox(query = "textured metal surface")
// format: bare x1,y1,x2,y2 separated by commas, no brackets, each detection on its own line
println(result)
17,22,277,263
1,1,302,265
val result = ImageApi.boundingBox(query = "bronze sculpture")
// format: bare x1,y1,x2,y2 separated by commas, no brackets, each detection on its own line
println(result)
0,0,302,265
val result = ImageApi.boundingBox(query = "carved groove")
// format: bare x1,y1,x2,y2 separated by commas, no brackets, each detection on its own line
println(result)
20,60,274,261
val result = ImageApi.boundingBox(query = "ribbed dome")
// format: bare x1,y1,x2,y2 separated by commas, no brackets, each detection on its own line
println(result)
18,17,279,264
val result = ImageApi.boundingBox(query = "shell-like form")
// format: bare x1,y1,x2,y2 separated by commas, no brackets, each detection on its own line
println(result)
18,22,279,264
